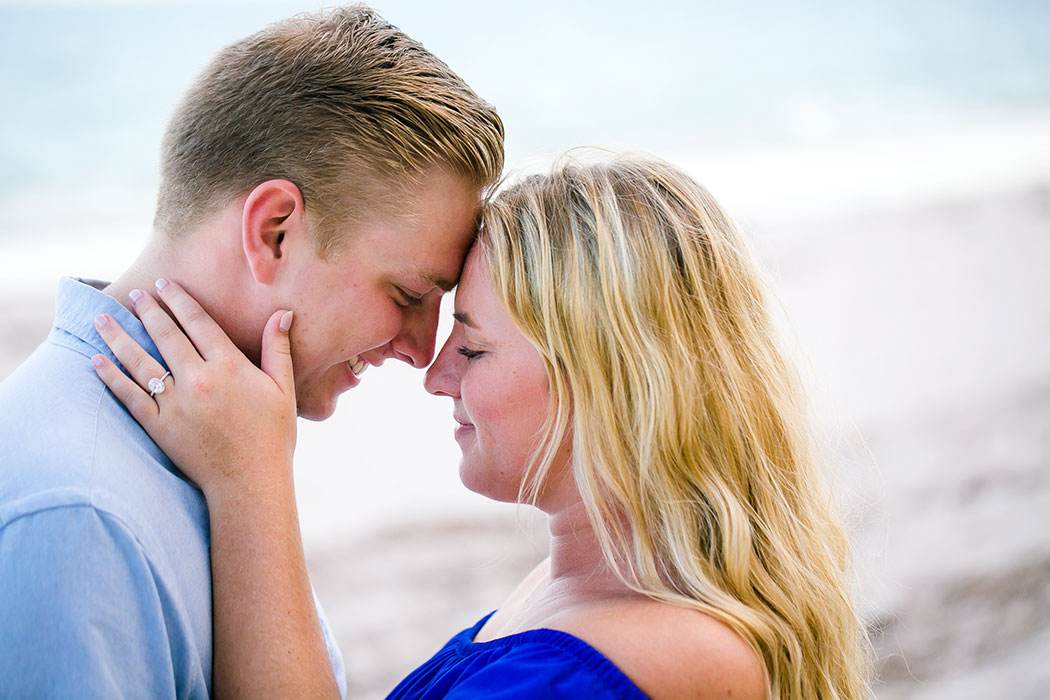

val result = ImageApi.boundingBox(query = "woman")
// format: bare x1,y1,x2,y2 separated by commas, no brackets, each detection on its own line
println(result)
93,153,869,698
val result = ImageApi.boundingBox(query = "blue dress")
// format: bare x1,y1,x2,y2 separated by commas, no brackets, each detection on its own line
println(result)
387,612,650,699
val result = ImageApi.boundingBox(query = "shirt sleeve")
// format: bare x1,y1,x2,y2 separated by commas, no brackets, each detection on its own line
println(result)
0,505,180,699
313,585,348,699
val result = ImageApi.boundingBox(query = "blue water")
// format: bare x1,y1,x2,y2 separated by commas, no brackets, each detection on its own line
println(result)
1,0,1048,197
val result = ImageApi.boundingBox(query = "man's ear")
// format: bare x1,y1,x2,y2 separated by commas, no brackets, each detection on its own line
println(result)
241,179,308,285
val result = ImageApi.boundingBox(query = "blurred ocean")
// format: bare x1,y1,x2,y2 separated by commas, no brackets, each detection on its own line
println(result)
4,1,1050,235
2,0,1049,566
3,0,1050,190
3,0,1049,291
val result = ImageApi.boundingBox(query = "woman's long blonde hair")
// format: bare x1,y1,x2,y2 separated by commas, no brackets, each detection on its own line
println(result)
479,152,869,699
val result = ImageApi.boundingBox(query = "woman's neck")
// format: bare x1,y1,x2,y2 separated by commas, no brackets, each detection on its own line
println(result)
474,498,641,643
543,500,637,605
548,502,608,580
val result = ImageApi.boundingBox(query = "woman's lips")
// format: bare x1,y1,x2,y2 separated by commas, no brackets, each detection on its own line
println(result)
454,416,475,440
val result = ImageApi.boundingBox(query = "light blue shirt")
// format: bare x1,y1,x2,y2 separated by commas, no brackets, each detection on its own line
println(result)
0,277,346,699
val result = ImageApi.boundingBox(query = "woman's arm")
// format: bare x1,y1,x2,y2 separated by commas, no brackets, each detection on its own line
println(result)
92,280,339,700
206,463,337,699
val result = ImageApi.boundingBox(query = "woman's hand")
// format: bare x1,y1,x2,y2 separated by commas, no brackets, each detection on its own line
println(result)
92,280,340,699
91,278,297,501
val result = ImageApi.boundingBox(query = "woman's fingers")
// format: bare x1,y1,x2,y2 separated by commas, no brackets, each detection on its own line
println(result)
90,352,160,432
94,313,170,393
152,278,238,361
260,309,296,399
127,287,202,370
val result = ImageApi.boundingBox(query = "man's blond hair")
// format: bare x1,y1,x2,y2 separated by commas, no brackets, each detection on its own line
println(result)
155,5,504,256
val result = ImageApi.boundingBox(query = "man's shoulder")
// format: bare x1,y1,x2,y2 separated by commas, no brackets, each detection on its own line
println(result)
0,339,207,553
0,339,102,474
0,330,101,419
1,339,138,482
0,347,214,660
0,496,213,698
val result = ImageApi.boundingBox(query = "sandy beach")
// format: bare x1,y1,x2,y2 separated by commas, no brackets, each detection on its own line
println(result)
3,179,1047,699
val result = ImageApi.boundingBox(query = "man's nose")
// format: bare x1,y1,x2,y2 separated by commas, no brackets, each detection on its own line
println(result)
389,302,441,368
424,336,459,397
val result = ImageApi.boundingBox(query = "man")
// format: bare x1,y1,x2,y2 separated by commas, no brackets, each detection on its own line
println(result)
0,6,503,697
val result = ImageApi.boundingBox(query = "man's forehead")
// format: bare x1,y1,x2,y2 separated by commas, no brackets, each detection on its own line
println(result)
414,238,476,292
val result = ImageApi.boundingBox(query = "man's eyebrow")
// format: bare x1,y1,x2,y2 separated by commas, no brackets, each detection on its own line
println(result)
452,312,476,327
423,271,456,292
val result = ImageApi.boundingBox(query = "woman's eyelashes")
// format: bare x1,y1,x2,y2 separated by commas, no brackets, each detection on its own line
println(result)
457,346,484,360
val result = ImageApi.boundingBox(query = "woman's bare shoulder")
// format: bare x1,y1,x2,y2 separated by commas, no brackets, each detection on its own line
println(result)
555,599,767,700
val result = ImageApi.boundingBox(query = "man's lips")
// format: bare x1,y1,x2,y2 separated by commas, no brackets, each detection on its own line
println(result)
347,356,368,376
338,355,368,391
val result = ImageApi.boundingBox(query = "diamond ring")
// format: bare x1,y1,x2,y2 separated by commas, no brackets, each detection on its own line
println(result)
148,371,172,398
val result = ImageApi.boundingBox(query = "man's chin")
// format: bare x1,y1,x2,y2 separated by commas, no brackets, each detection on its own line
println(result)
296,371,359,420
295,395,340,421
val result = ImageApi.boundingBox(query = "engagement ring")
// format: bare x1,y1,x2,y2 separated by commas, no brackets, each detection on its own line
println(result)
148,371,171,398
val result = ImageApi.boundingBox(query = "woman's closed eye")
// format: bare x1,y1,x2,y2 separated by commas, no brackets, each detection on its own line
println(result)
457,346,484,360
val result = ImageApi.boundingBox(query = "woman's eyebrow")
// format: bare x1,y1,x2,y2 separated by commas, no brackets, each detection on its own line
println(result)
452,311,476,328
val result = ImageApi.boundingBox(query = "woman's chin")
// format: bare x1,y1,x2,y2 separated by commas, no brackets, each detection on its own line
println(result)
457,463,520,504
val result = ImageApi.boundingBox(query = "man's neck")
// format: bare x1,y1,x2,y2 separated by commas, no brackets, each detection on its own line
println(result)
102,229,263,365
104,235,179,314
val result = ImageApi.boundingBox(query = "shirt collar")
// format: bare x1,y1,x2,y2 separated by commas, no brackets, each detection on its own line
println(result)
53,277,167,371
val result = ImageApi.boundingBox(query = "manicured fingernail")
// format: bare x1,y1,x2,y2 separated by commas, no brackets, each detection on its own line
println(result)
129,289,144,306
94,314,108,330
279,310,294,333
155,278,169,292
91,354,105,369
